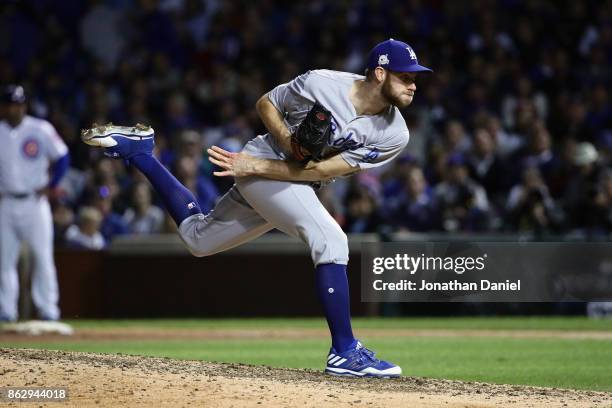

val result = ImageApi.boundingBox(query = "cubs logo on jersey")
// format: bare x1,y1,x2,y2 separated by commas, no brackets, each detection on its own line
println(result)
22,139,40,159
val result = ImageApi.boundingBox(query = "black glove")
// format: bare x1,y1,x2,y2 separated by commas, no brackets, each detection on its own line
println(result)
290,102,332,161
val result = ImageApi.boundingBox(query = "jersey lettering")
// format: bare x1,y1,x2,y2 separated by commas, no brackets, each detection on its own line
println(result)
331,131,365,152
258,70,409,169
362,148,380,163
329,117,338,136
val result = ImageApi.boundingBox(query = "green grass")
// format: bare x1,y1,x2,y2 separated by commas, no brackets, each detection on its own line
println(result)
1,317,612,391
64,316,612,331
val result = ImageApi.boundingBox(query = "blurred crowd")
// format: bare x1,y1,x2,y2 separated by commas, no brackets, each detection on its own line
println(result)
1,0,611,249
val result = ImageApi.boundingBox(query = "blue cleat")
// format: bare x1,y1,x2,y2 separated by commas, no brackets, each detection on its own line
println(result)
325,339,402,378
81,123,154,160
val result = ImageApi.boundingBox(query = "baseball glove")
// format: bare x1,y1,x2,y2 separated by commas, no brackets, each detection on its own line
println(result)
291,102,332,162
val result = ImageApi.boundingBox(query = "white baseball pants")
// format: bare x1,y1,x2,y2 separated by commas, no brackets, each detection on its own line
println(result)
0,195,59,321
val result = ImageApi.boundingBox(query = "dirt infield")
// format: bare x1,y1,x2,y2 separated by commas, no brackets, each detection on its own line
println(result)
3,327,612,342
1,348,611,408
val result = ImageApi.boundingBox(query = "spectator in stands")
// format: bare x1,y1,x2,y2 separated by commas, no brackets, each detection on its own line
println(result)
563,142,607,235
501,76,548,131
65,206,106,250
343,184,383,233
512,98,539,140
483,115,523,159
546,138,579,199
79,0,126,71
90,158,125,204
511,121,558,186
467,127,508,205
52,202,75,246
386,167,440,232
556,99,594,142
591,169,612,234
441,120,472,156
123,182,164,234
506,166,562,234
586,84,612,138
176,129,206,173
427,120,473,185
90,185,129,242
163,91,197,135
381,154,421,199
434,154,491,232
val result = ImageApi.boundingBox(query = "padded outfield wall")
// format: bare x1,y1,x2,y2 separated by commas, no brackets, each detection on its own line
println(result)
45,233,599,318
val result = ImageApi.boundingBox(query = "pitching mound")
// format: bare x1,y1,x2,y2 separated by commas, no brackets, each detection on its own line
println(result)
1,348,610,407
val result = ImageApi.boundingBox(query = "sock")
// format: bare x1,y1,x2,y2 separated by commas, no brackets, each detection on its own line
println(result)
131,154,202,225
315,263,356,353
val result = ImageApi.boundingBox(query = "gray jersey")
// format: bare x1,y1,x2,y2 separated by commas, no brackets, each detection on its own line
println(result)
243,69,410,170
0,115,68,194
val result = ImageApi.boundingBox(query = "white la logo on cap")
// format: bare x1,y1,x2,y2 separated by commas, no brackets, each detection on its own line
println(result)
406,47,417,60
378,54,389,65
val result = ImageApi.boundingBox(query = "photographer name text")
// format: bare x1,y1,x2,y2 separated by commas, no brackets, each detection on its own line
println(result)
372,279,521,291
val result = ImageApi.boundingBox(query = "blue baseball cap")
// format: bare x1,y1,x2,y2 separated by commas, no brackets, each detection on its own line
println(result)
2,84,26,104
367,39,432,73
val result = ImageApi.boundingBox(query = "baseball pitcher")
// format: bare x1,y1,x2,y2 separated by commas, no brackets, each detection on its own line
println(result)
82,39,431,377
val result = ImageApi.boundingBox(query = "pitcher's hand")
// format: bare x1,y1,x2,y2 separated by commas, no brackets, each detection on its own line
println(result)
207,146,257,177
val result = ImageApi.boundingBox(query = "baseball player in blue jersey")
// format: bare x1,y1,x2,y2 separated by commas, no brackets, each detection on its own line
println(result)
0,85,70,322
82,39,431,377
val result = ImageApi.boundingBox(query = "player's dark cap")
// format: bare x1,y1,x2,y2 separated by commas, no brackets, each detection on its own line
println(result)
2,84,26,104
367,39,433,73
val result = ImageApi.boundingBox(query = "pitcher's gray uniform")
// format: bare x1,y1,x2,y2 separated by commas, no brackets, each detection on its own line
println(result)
0,115,68,321
177,69,409,264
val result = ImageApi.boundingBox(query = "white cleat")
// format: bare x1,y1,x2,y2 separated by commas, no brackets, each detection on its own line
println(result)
81,122,154,147
81,123,155,160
